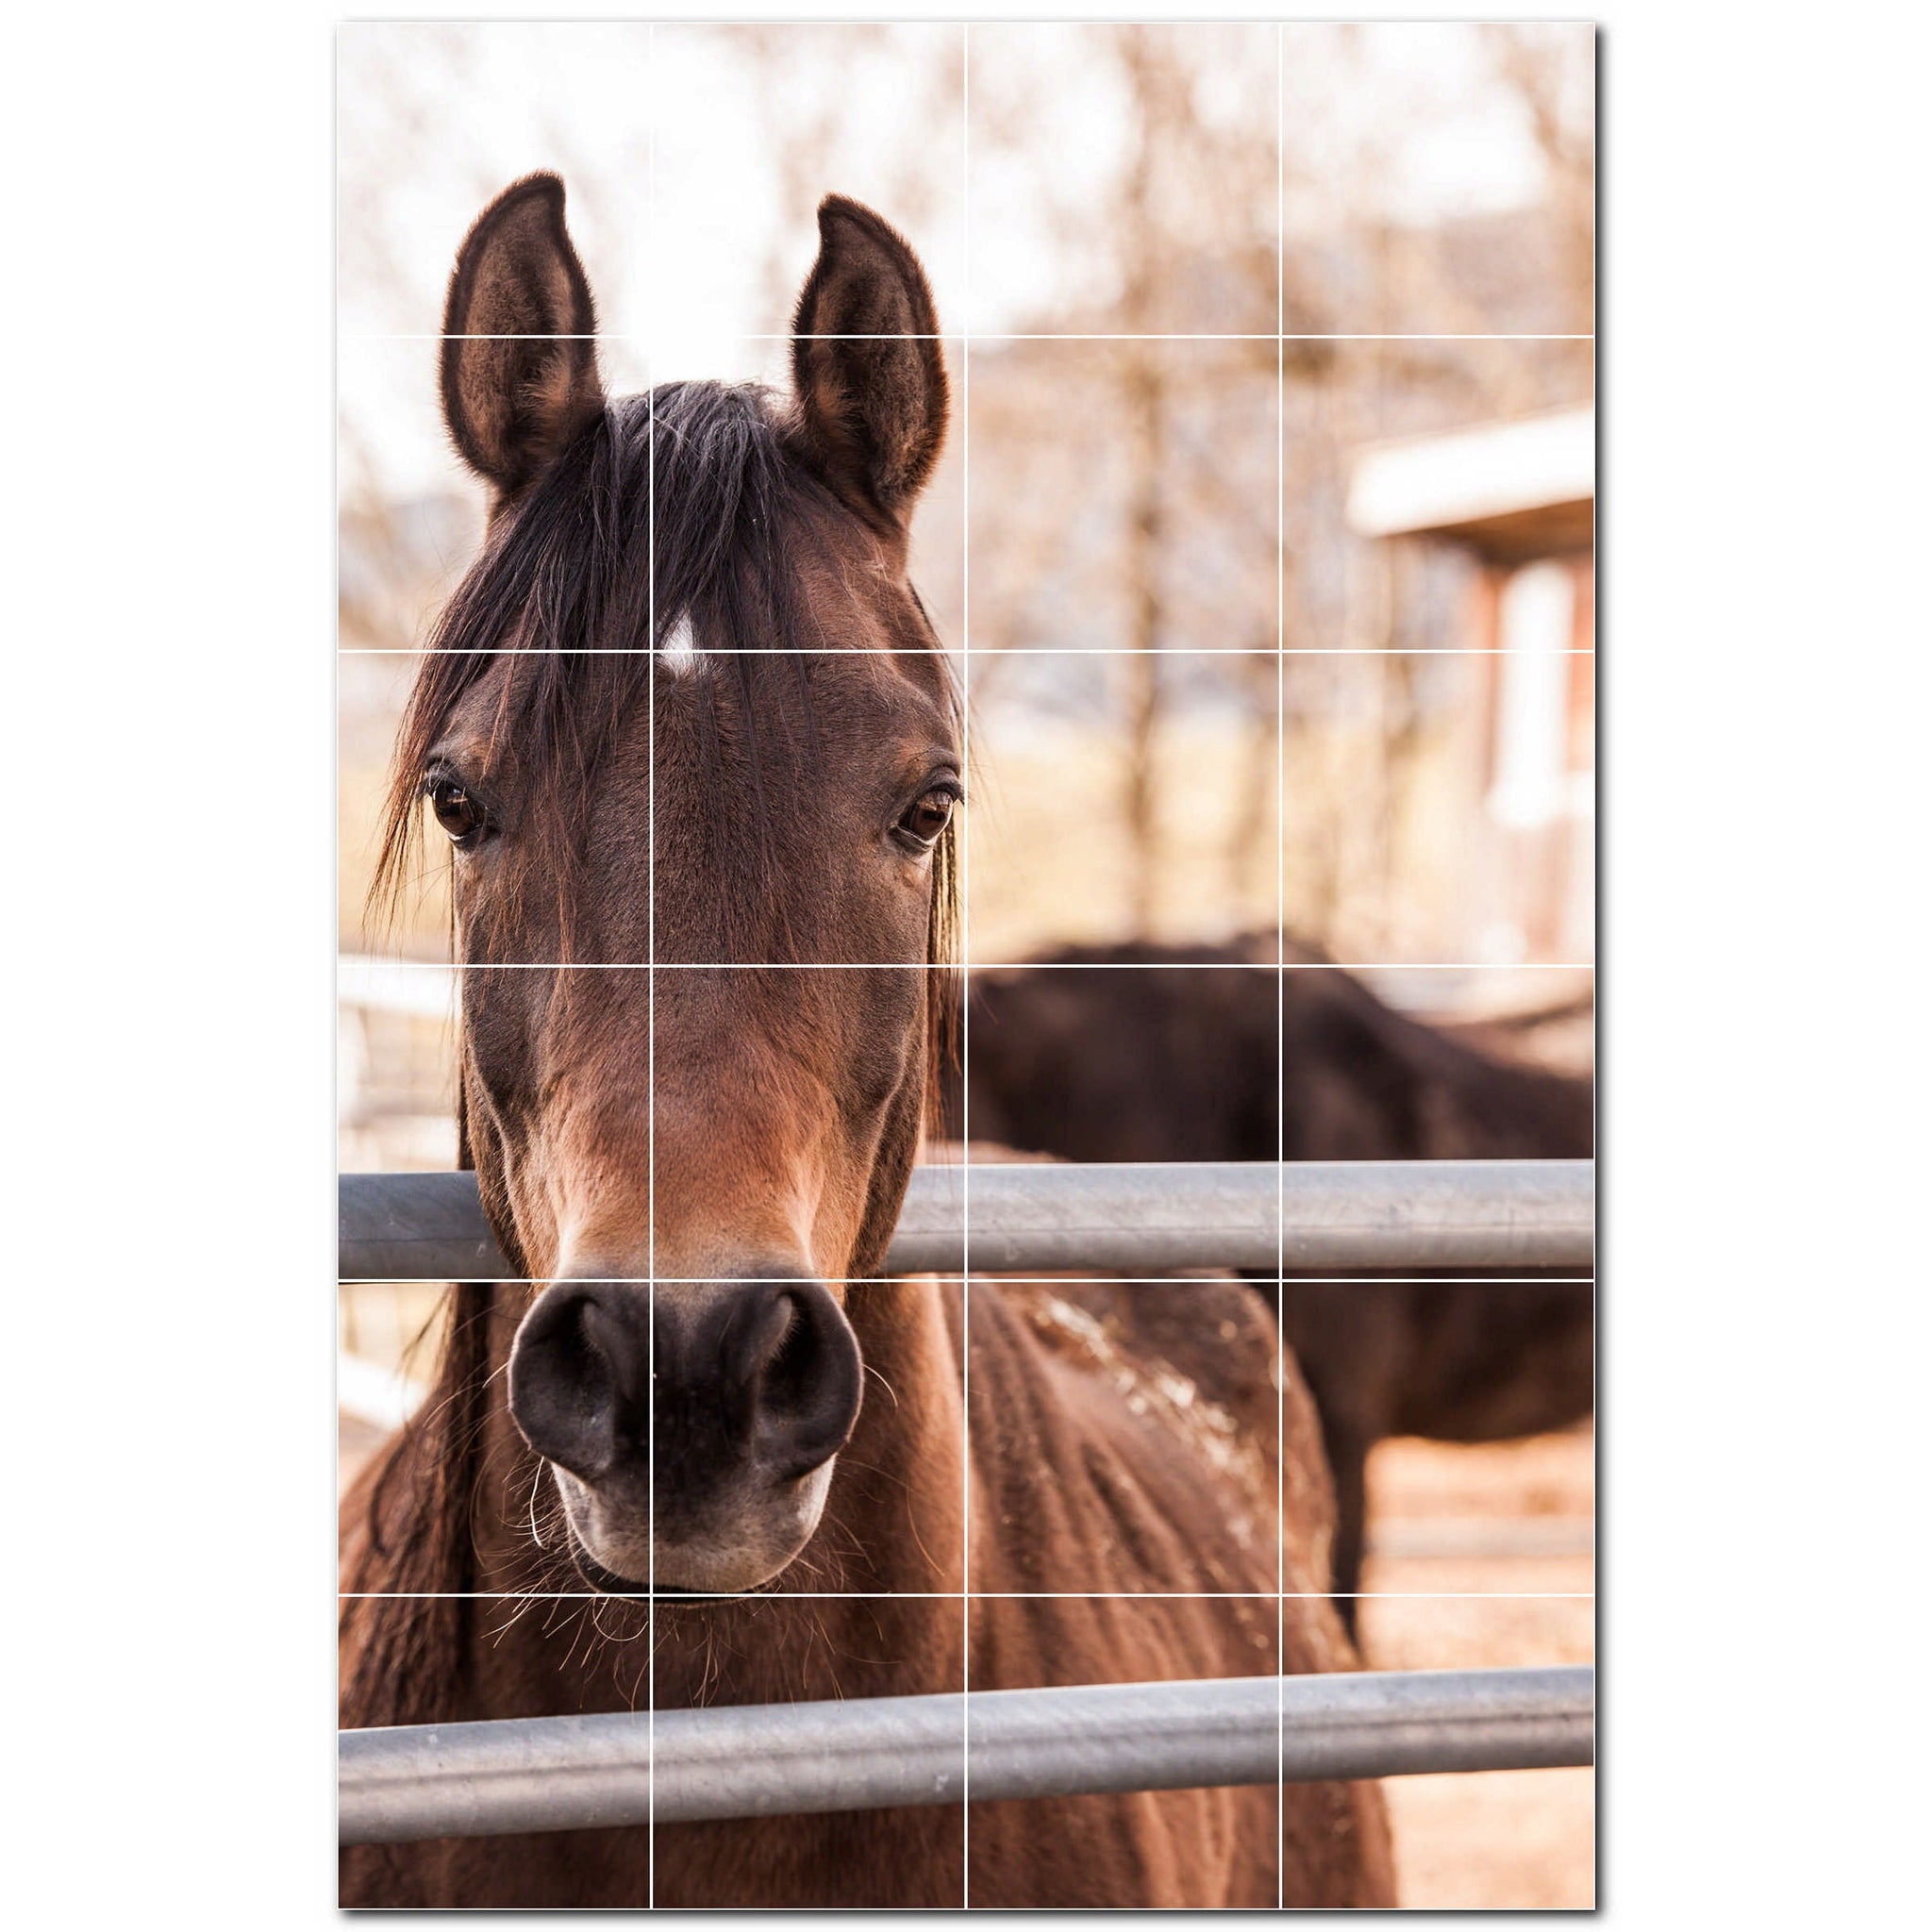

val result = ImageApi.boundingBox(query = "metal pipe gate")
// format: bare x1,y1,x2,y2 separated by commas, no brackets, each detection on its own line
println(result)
340,1665,1593,1845
338,1160,1596,1843
340,1158,1593,1279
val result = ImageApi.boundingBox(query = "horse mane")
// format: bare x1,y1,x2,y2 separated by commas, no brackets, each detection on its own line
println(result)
341,1287,496,1726
347,384,961,1717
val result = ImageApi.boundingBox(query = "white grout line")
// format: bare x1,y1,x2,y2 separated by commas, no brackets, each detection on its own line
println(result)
338,959,1598,972
349,332,1596,343
340,1591,1596,1603
645,27,658,1903
960,25,974,1890
342,1276,1596,1289
336,645,1598,657
1275,26,1289,1901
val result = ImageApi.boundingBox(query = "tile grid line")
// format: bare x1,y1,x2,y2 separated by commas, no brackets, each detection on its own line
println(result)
960,25,973,1903
341,960,1597,973
343,1277,1597,1290
340,1591,1596,1603
645,26,657,1904
1588,258,1602,1759
1275,22,1288,1901
351,332,1596,343
339,646,1599,658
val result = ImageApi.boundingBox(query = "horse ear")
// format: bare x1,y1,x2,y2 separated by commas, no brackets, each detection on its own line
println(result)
440,174,605,499
790,196,948,528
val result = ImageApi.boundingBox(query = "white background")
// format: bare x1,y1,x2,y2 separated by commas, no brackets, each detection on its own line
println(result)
4,2,1924,1924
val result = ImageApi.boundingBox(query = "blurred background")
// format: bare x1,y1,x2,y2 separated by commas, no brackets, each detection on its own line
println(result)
339,24,1594,1907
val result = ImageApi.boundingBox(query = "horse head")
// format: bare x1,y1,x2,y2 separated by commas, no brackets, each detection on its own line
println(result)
382,175,958,1594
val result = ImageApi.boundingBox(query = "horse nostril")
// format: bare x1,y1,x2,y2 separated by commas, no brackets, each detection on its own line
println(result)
737,1281,863,1483
508,1283,647,1483
515,1278,859,1503
764,1296,823,1408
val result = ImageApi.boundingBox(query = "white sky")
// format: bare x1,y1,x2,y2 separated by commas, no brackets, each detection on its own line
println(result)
338,21,1589,503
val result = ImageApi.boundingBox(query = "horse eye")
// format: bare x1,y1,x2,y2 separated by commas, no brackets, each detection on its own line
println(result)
898,788,956,848
429,777,487,846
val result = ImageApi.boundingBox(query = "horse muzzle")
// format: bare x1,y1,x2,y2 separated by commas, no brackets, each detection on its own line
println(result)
508,1273,862,1592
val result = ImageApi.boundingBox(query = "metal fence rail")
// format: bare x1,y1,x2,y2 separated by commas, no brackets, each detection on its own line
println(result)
340,1158,1593,1279
339,1664,1593,1845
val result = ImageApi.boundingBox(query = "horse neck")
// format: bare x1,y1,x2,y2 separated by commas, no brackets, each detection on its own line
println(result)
788,1271,968,1590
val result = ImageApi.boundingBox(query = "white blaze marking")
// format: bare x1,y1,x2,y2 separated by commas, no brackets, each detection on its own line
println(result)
660,612,700,675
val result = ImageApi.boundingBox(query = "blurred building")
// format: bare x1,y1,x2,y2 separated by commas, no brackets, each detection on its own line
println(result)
1349,406,1594,964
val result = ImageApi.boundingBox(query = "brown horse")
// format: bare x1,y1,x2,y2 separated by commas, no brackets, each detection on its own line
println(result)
339,177,1392,1908
946,935,1596,1633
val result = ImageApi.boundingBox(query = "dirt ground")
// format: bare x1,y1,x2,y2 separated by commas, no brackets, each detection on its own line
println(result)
1360,1425,1595,1909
